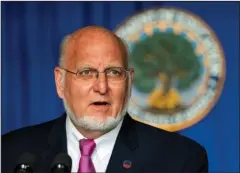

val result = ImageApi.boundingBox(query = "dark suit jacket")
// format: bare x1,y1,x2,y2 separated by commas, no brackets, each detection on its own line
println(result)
2,113,208,173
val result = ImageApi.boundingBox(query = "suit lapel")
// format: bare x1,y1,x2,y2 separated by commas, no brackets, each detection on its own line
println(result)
36,114,68,173
106,114,140,173
36,113,140,173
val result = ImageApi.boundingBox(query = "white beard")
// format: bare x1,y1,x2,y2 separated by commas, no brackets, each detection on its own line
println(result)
63,99,128,132
63,76,131,132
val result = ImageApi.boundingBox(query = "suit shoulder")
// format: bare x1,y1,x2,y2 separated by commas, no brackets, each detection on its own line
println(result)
2,118,57,145
135,120,206,152
131,119,208,172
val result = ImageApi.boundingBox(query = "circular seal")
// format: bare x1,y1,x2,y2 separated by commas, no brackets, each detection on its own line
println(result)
115,7,226,131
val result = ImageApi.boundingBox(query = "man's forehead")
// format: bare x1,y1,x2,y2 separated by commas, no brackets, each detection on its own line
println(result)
68,48,125,69
77,57,124,67
63,26,128,68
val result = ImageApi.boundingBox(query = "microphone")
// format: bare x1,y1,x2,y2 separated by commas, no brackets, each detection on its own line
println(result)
14,152,37,173
50,153,72,173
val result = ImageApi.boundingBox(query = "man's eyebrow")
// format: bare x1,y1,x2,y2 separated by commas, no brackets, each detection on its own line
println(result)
78,65,123,71
76,64,94,69
105,65,123,69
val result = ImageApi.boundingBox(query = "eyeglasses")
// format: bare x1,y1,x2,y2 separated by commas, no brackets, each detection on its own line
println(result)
60,66,131,83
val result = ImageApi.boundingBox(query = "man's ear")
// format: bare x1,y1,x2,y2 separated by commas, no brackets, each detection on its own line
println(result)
129,68,134,81
54,67,65,99
128,68,134,96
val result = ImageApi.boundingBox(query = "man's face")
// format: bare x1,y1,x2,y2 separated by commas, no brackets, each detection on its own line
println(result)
55,31,133,130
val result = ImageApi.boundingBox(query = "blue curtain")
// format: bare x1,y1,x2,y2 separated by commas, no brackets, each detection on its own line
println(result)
2,1,239,172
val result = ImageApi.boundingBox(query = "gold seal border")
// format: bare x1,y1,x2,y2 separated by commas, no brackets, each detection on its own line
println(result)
114,7,226,132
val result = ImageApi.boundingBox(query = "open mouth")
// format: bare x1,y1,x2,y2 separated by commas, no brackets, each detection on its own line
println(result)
91,101,111,106
90,101,111,111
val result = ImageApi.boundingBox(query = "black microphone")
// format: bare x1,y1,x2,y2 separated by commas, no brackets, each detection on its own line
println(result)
14,152,37,173
50,153,72,173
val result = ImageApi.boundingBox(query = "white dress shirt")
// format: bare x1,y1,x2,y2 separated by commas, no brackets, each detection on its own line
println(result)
66,116,123,173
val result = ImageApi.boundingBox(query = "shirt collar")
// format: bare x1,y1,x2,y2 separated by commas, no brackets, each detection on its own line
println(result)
66,115,123,160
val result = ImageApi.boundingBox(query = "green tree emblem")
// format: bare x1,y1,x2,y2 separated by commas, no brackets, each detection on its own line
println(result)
130,31,202,114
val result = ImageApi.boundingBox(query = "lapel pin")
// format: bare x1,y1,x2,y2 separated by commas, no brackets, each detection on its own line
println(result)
123,160,132,169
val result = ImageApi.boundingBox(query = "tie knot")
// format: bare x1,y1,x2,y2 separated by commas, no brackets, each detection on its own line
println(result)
79,139,96,156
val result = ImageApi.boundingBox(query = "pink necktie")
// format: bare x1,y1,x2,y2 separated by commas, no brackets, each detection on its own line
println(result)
78,139,96,173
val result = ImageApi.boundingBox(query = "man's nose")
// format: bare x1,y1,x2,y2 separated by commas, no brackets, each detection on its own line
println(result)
92,73,108,94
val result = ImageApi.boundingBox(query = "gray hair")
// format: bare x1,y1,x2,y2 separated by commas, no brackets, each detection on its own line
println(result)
59,35,71,67
58,35,71,87
116,37,130,69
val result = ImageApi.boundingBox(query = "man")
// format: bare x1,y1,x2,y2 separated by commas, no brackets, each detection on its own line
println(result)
2,26,208,173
